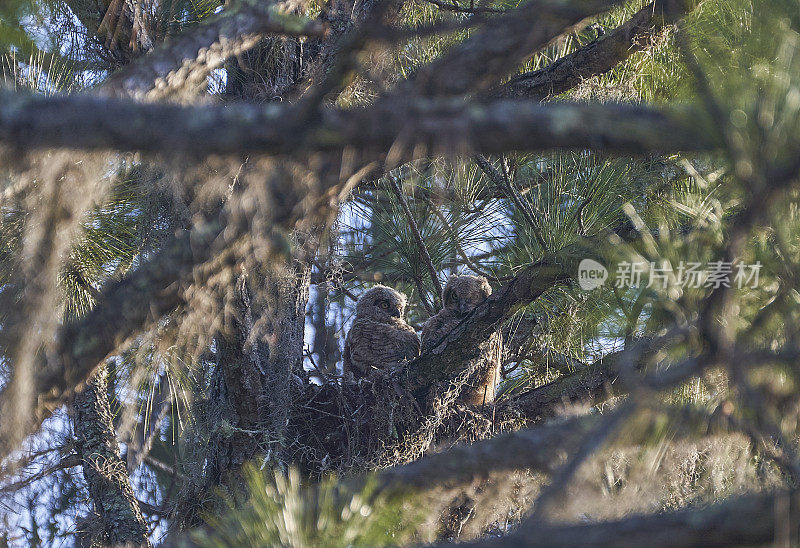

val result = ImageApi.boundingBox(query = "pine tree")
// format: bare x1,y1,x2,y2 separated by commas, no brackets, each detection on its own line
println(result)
1,0,800,545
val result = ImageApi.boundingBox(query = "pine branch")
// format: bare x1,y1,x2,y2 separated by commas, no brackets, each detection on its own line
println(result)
387,175,443,313
101,1,327,100
426,200,506,282
495,0,698,99
405,0,625,96
458,489,800,547
496,348,625,421
365,404,729,495
0,220,229,453
0,90,716,156
475,154,548,249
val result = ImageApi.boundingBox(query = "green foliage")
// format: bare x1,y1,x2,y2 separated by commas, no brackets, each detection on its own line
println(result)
196,465,424,547
1,49,84,93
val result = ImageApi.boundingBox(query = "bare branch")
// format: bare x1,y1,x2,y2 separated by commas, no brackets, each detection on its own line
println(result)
522,400,635,523
372,412,601,493
0,454,80,494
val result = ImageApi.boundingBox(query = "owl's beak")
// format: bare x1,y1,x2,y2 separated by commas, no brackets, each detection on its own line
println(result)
390,307,401,318
458,300,470,315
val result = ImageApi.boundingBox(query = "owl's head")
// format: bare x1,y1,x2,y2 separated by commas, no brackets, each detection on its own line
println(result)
442,275,491,316
356,285,408,323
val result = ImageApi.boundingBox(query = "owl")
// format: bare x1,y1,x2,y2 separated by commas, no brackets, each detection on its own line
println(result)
421,275,502,406
343,285,421,379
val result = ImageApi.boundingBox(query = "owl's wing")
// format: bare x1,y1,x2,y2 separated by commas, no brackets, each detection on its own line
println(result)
396,323,421,362
421,312,452,354
348,320,420,374
344,320,372,378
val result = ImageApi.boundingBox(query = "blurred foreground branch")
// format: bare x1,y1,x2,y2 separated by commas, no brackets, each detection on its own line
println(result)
0,91,716,157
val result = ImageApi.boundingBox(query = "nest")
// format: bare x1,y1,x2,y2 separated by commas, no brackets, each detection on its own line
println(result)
287,367,507,478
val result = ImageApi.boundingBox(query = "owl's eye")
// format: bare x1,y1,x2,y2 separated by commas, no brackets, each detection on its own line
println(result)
379,301,389,309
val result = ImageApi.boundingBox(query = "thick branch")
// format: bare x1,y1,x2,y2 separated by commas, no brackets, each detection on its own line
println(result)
496,0,696,99
101,1,327,99
406,0,623,96
374,412,597,494
72,364,151,547
405,252,576,390
497,348,624,421
370,404,727,495
463,489,800,547
0,90,716,156
499,328,698,422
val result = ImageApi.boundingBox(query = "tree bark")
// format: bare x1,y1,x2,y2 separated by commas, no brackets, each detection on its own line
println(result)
102,1,325,100
72,363,151,547
495,0,696,100
459,489,800,547
0,91,716,157
199,261,312,496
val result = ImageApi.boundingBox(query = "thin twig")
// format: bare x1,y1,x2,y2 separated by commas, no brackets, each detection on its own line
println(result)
426,198,508,282
143,454,187,480
137,499,168,516
304,347,332,383
475,154,548,249
0,454,80,493
387,175,443,312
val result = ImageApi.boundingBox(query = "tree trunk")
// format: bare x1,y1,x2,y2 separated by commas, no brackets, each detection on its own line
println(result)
72,363,151,547
189,260,312,514
309,285,341,379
